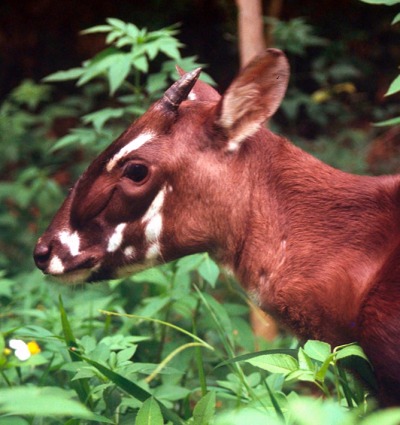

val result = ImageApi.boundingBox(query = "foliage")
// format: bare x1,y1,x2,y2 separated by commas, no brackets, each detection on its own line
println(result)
360,0,400,126
43,18,213,153
267,12,400,175
1,16,399,425
0,255,394,424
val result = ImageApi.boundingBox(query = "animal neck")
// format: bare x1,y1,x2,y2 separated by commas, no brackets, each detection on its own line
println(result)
229,129,400,343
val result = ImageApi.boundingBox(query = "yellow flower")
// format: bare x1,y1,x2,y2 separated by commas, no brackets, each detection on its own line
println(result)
27,341,41,355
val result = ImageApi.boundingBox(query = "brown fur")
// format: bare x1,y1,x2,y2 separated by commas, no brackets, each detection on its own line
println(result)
34,49,400,405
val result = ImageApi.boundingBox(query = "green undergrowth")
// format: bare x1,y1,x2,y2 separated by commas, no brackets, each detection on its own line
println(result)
1,255,400,424
1,14,400,424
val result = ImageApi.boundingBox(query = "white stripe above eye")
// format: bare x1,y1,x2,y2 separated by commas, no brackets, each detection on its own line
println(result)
106,132,155,172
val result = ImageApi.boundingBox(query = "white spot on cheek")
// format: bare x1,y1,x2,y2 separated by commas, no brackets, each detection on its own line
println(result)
188,91,197,101
48,255,65,274
124,246,136,258
106,132,155,172
107,223,127,252
59,230,81,256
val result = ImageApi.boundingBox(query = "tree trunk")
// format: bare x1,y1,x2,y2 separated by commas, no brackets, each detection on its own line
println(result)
235,0,266,67
235,0,281,342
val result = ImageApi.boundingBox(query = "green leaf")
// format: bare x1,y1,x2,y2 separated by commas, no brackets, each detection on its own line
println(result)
80,355,184,425
315,353,335,382
360,0,400,4
0,387,110,421
107,17,128,31
192,391,216,425
335,343,369,362
286,369,316,383
298,347,315,372
360,409,400,425
130,267,170,286
214,408,281,425
176,254,204,274
201,292,234,346
135,397,163,425
0,418,30,425
59,296,93,408
108,54,132,95
245,354,298,375
81,24,112,35
135,296,170,317
132,55,149,73
392,12,400,23
304,340,331,362
385,74,400,96
374,116,400,127
82,107,125,132
77,48,120,86
385,75,400,96
288,397,350,425
146,73,168,94
43,68,84,82
198,255,220,288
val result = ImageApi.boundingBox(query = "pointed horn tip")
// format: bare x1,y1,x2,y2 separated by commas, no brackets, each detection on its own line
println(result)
176,66,201,78
191,67,202,78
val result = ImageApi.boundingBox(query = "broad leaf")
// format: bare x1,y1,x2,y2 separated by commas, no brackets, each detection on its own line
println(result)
335,343,369,362
304,340,331,362
192,391,216,425
135,397,163,425
245,354,298,375
0,387,110,422
108,54,132,95
198,255,220,288
385,74,400,96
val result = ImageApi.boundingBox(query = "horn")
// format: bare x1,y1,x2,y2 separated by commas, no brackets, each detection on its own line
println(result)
162,67,202,110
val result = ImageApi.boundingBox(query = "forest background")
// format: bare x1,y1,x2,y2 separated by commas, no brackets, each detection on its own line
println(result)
1,0,400,424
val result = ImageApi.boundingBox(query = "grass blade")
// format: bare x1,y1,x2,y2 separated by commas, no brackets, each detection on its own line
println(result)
59,295,94,408
99,310,214,351
78,354,184,425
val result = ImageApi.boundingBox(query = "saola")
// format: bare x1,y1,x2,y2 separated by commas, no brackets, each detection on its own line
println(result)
34,49,400,405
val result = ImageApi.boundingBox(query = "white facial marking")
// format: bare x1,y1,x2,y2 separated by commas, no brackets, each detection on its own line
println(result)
145,243,161,260
106,132,155,172
48,255,65,275
59,230,81,256
123,246,136,258
142,187,166,223
142,187,166,246
188,91,197,101
145,214,163,243
107,223,127,252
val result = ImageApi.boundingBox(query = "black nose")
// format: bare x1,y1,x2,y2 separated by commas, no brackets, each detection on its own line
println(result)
33,241,52,271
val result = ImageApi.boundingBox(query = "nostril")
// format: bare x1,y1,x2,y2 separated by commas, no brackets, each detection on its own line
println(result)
33,242,52,270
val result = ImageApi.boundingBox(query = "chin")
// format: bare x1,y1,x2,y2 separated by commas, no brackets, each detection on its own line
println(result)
50,269,94,285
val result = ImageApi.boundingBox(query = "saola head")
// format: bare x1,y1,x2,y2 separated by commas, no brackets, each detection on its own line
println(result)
33,48,289,284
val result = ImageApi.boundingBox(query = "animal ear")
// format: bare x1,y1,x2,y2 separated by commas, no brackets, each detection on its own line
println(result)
176,66,220,102
216,48,289,152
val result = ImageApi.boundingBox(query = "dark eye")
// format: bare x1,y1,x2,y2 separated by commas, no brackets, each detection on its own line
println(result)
124,163,149,183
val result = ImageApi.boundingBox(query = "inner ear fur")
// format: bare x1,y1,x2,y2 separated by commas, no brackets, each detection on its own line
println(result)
216,48,290,151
